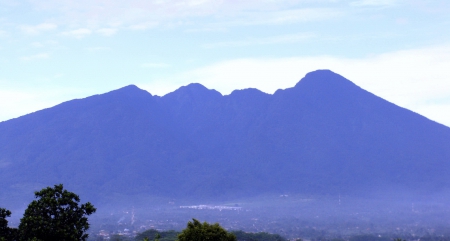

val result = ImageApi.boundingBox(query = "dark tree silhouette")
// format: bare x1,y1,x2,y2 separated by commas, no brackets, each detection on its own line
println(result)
178,218,236,241
0,208,18,241
18,184,96,241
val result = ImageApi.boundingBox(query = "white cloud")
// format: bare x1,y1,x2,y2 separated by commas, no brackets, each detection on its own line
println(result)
0,89,49,121
0,87,85,122
129,22,159,30
229,8,343,26
28,1,342,29
19,23,57,35
203,33,315,48
61,28,92,38
20,53,50,61
142,44,450,126
96,28,118,36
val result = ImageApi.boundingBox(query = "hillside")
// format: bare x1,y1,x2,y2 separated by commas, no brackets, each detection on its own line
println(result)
1,70,450,208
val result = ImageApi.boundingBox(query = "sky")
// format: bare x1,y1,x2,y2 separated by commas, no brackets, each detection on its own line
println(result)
1,0,450,126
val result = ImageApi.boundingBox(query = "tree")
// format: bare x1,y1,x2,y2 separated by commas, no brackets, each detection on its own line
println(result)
18,184,96,241
136,229,178,241
0,208,12,240
0,208,18,241
177,219,236,241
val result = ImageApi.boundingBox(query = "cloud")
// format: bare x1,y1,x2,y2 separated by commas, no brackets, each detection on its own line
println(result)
20,53,50,61
0,84,95,123
226,8,343,26
96,28,118,36
30,40,59,48
129,22,159,30
61,28,92,38
142,44,450,126
28,1,342,29
0,89,47,121
203,33,315,48
19,23,57,35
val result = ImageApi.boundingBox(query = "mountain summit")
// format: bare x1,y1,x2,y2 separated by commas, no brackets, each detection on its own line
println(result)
1,70,449,207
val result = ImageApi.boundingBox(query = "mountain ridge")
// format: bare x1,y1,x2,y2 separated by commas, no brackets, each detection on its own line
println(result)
1,70,449,208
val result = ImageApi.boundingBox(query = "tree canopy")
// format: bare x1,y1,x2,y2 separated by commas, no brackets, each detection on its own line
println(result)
135,229,178,241
18,184,96,241
0,208,18,241
177,218,236,241
0,208,11,238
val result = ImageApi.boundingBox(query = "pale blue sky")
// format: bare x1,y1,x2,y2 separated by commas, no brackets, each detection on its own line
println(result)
1,0,450,126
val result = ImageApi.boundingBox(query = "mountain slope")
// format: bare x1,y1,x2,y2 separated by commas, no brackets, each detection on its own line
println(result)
1,70,449,207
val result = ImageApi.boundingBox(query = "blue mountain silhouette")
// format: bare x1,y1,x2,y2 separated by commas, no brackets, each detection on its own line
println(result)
1,70,449,206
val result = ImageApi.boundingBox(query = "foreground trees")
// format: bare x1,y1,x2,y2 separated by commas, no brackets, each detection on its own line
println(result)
0,184,96,241
0,208,18,241
177,218,236,241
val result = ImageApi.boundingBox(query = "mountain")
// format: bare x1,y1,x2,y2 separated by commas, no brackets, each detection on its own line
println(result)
1,70,450,208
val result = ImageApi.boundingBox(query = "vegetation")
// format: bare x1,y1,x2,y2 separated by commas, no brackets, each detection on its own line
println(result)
0,208,18,241
177,218,236,241
0,184,95,241
133,228,288,241
135,230,178,241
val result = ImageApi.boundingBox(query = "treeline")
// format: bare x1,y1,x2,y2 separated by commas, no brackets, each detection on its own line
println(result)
104,230,450,241
107,228,289,241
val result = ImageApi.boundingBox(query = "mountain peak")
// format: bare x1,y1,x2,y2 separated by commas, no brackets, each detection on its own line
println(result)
296,69,354,86
173,83,221,95
293,69,361,94
163,83,222,102
119,84,140,89
111,84,147,93
2,69,450,211
102,84,152,100
304,69,340,78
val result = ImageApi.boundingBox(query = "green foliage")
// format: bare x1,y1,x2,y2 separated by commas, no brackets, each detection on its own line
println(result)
135,229,178,241
0,208,11,239
177,219,236,241
110,235,131,241
231,230,288,241
18,184,96,241
0,208,18,241
135,227,292,241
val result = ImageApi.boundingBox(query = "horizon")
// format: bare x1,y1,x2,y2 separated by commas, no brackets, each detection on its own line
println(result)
0,1,449,126
3,69,450,128
6,70,450,131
